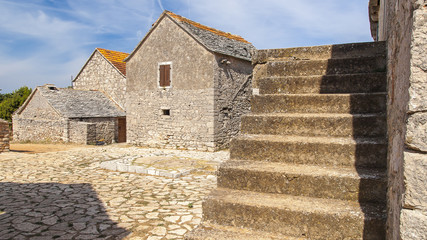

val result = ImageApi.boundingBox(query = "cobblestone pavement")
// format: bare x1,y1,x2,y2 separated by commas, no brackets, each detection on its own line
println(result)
0,144,228,239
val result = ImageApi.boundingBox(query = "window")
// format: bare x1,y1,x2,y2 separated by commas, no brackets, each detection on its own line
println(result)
162,109,170,116
158,62,172,88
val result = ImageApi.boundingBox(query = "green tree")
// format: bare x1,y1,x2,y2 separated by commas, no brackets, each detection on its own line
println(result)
0,86,32,121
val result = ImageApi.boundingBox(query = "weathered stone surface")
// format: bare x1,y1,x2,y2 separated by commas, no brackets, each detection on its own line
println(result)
189,41,388,239
403,152,427,210
406,112,427,151
12,86,124,144
73,50,127,109
126,14,252,151
408,5,427,112
0,144,224,239
400,209,427,240
0,119,9,152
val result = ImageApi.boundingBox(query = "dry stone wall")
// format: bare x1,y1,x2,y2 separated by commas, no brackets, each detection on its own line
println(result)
0,119,10,152
69,121,96,144
126,17,217,151
76,117,117,144
127,89,215,151
379,0,427,239
213,54,252,149
13,118,68,143
13,91,68,142
73,51,126,109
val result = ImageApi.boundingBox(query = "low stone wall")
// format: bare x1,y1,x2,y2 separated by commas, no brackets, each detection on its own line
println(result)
0,120,10,152
74,118,117,144
69,121,96,145
12,118,68,143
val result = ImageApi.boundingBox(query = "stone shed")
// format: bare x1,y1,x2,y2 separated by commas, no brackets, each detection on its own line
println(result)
13,85,126,144
73,48,129,109
125,10,255,151
0,119,9,152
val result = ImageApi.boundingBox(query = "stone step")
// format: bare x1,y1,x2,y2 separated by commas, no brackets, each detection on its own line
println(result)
241,113,386,138
259,57,386,78
230,134,387,169
258,73,386,94
251,93,386,114
185,222,298,240
202,188,386,239
217,160,387,203
253,41,386,63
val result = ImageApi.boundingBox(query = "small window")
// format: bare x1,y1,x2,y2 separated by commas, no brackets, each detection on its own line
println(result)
158,62,172,88
162,109,170,116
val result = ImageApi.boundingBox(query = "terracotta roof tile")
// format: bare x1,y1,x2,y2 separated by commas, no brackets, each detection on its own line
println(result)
96,48,129,76
165,11,250,44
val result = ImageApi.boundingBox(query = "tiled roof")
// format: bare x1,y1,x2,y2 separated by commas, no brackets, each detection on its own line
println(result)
37,86,125,118
97,48,129,76
165,11,250,44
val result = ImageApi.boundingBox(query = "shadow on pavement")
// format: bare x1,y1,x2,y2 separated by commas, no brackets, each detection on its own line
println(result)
0,182,130,239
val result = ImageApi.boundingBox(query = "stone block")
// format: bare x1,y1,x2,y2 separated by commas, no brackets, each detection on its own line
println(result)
135,166,147,174
406,112,427,151
116,163,128,172
400,209,427,240
100,161,117,171
403,151,427,209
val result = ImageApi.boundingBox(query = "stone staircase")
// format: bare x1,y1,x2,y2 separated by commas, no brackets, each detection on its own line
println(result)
186,41,388,239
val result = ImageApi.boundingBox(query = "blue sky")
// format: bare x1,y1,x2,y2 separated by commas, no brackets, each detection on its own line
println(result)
0,0,373,93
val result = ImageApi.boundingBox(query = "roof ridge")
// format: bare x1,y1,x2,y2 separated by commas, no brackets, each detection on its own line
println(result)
165,10,250,44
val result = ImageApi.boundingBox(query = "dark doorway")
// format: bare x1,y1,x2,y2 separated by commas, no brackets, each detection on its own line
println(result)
118,118,126,143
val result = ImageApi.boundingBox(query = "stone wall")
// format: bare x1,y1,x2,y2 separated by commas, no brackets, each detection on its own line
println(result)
377,0,427,239
73,51,127,109
69,121,96,145
75,117,117,144
13,118,68,143
0,119,10,152
213,54,252,149
126,16,217,151
13,90,68,142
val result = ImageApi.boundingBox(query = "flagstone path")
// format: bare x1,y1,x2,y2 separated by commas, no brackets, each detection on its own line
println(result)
0,144,227,239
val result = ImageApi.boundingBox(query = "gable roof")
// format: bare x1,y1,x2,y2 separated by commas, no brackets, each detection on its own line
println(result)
125,10,255,62
73,48,129,82
97,48,129,75
17,85,125,118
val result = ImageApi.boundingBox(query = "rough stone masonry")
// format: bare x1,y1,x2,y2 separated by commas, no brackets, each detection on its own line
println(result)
374,0,427,239
0,119,10,152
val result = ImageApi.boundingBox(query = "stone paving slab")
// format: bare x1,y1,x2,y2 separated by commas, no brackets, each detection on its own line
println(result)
0,144,227,239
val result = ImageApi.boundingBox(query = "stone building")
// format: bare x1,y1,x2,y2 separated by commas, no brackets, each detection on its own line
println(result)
73,48,128,109
369,0,427,239
0,119,9,152
13,85,126,144
125,11,255,151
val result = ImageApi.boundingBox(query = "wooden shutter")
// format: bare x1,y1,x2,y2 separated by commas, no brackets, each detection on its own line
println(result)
164,65,170,87
159,64,171,87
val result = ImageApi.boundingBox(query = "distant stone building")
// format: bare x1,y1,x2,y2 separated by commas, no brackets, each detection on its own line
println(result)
125,11,255,151
13,85,126,144
0,119,9,152
73,48,128,109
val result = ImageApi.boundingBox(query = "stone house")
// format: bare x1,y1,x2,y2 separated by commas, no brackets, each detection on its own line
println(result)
73,48,129,109
125,10,255,151
0,119,9,152
13,85,126,144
